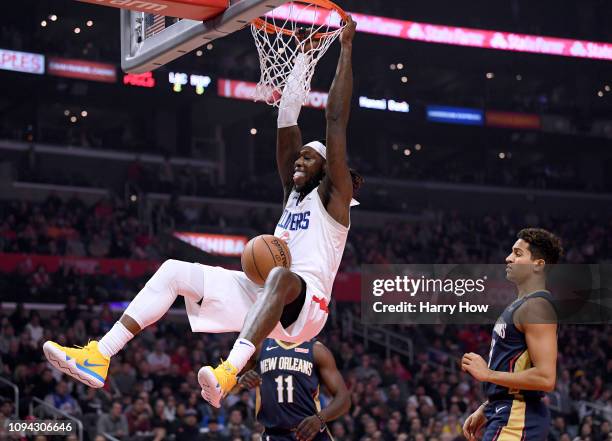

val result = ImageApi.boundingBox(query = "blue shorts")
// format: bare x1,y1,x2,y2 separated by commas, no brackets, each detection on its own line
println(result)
482,399,550,441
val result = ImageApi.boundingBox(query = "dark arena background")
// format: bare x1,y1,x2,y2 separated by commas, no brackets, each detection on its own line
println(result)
1,0,611,440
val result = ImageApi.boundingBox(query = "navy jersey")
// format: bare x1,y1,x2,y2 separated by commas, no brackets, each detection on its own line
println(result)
256,339,324,432
484,290,556,400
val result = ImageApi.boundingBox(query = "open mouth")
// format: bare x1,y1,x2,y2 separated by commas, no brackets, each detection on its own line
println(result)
293,170,306,183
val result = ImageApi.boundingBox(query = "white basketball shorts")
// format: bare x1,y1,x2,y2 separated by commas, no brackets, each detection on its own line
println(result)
184,264,329,343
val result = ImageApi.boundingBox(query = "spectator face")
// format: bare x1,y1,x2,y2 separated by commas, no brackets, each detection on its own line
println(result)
56,381,68,396
332,422,345,437
362,355,371,367
111,402,122,417
387,419,399,433
389,384,400,399
42,370,53,382
1,402,12,417
134,398,144,413
365,420,377,435
581,424,592,436
229,410,242,424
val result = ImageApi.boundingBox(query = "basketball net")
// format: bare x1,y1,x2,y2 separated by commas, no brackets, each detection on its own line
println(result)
250,1,346,108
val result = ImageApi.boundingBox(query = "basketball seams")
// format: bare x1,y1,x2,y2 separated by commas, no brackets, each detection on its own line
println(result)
262,237,281,267
251,237,266,284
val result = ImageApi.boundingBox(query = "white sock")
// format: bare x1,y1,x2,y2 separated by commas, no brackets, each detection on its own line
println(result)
226,338,256,372
98,322,134,358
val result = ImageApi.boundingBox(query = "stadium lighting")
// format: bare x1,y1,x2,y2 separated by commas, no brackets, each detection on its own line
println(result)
390,64,396,70
401,76,408,83
70,116,77,123
486,72,495,79
498,152,506,159
397,63,404,70
64,110,70,116
41,20,47,27
403,148,411,156
392,144,399,150
130,194,138,202
196,50,203,57
415,143,422,151
250,128,257,135
605,85,611,92
74,27,81,34
86,20,93,27
81,110,88,117
598,91,604,97
206,43,213,50
516,74,523,81
50,14,57,21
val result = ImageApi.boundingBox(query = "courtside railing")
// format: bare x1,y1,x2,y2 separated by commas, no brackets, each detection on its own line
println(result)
0,376,19,418
342,312,414,364
29,397,84,441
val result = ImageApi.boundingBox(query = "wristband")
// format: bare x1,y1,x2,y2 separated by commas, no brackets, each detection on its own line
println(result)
315,412,326,432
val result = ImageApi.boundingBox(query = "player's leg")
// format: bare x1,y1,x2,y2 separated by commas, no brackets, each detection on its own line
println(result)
198,267,304,407
43,259,206,388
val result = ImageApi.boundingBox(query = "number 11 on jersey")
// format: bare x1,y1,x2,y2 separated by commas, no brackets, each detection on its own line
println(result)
275,375,294,403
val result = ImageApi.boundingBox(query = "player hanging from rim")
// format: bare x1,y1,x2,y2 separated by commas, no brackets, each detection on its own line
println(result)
462,228,562,441
236,338,350,441
43,16,361,410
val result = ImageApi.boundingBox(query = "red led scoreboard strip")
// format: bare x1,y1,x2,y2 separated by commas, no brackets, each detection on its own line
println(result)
267,3,612,61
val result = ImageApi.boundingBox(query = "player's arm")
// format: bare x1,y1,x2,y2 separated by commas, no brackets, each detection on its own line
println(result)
295,342,351,441
462,298,557,392
321,16,356,225
277,126,302,205
277,37,317,204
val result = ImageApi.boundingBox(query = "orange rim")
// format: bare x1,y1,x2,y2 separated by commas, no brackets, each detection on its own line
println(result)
252,0,348,39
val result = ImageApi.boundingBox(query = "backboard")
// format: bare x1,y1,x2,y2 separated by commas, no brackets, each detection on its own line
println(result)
119,0,288,73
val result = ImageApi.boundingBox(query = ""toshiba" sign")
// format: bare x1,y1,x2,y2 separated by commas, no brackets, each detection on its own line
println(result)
174,232,248,257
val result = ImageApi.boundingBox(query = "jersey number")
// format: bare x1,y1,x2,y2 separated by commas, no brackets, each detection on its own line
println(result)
274,375,294,403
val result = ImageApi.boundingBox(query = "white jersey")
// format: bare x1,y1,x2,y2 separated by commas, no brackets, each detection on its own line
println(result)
274,186,349,302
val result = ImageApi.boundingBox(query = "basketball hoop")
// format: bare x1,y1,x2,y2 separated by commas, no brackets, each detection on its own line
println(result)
250,1,348,108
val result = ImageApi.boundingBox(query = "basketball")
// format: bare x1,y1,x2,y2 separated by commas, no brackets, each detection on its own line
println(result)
241,235,292,285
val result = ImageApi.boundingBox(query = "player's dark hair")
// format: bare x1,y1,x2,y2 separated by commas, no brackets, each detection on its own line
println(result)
350,168,364,192
517,228,563,264
314,140,364,193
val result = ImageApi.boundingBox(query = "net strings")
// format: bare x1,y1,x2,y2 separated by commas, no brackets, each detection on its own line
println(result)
251,3,345,108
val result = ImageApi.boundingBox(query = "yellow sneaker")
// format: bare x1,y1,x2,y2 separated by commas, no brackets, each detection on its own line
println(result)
198,360,238,408
43,340,109,388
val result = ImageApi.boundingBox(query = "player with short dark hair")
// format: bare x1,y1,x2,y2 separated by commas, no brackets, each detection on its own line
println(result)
237,339,350,441
462,228,562,441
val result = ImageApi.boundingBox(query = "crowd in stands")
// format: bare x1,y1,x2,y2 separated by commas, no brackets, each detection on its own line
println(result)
2,196,611,271
1,191,611,440
0,197,157,260
0,303,610,441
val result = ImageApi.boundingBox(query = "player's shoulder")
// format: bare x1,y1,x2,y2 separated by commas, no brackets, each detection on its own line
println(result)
312,340,336,363
516,293,557,325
